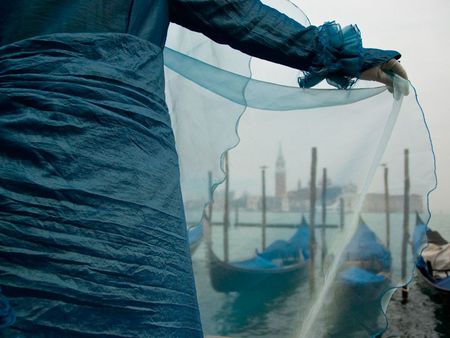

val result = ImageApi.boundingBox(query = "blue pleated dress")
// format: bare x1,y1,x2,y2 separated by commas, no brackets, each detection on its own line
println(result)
0,0,399,336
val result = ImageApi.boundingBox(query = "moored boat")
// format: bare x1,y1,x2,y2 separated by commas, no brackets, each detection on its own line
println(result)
209,217,310,293
413,214,450,295
325,219,391,337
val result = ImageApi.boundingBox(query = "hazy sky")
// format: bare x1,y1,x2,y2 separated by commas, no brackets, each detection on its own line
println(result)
171,0,449,215
296,0,450,213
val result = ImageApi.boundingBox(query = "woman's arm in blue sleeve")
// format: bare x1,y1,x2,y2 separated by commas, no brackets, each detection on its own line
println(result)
168,0,400,88
169,0,320,71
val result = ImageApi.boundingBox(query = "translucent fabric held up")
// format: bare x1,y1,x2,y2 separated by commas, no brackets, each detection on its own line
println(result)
165,1,436,337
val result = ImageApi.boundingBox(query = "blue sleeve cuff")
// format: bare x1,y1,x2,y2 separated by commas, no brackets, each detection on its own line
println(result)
298,22,401,89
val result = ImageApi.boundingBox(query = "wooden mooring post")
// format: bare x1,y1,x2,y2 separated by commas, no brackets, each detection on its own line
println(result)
309,147,318,293
223,152,230,262
401,149,410,303
206,171,213,246
261,165,268,251
205,171,215,266
309,148,317,256
383,164,391,249
321,168,327,267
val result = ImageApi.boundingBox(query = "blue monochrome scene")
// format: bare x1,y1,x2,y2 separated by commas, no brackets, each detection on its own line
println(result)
0,0,448,337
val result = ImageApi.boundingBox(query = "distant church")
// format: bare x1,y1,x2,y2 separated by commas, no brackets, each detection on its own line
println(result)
275,144,286,198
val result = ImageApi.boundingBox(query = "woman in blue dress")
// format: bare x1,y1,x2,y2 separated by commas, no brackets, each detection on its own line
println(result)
0,0,407,336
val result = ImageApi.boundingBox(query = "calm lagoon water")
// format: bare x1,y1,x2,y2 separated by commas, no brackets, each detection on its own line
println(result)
191,210,450,337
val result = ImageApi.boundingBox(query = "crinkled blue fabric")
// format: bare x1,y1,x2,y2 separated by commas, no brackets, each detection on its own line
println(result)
0,288,15,329
0,33,201,337
298,22,400,89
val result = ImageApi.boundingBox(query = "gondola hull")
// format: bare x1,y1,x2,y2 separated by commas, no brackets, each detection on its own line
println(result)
208,249,307,293
413,215,450,297
325,272,390,337
323,221,392,337
416,268,450,296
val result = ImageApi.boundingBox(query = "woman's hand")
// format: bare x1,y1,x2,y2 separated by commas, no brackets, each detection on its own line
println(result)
360,58,409,94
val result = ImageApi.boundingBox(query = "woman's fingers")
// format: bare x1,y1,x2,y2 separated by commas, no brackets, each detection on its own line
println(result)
360,59,409,96
382,59,410,96
360,66,393,86
381,59,408,80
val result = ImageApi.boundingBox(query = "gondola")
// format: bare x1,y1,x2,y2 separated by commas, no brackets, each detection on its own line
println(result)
188,223,203,254
325,218,391,337
413,214,450,295
208,217,310,293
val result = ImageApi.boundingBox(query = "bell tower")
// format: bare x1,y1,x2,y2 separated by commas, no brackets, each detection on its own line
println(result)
275,144,286,198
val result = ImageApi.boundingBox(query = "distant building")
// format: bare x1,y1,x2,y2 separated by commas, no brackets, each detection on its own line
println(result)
286,187,310,212
341,183,358,211
275,144,286,198
236,147,426,214
362,193,423,213
210,190,235,210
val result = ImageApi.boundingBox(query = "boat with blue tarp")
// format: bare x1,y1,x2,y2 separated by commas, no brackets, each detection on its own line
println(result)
413,214,450,295
209,217,310,292
325,218,391,337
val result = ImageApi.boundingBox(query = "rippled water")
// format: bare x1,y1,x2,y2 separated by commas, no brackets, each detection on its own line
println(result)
192,211,450,337
385,278,450,337
385,213,450,338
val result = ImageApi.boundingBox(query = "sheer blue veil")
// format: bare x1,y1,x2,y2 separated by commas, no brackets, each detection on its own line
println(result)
164,1,436,336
